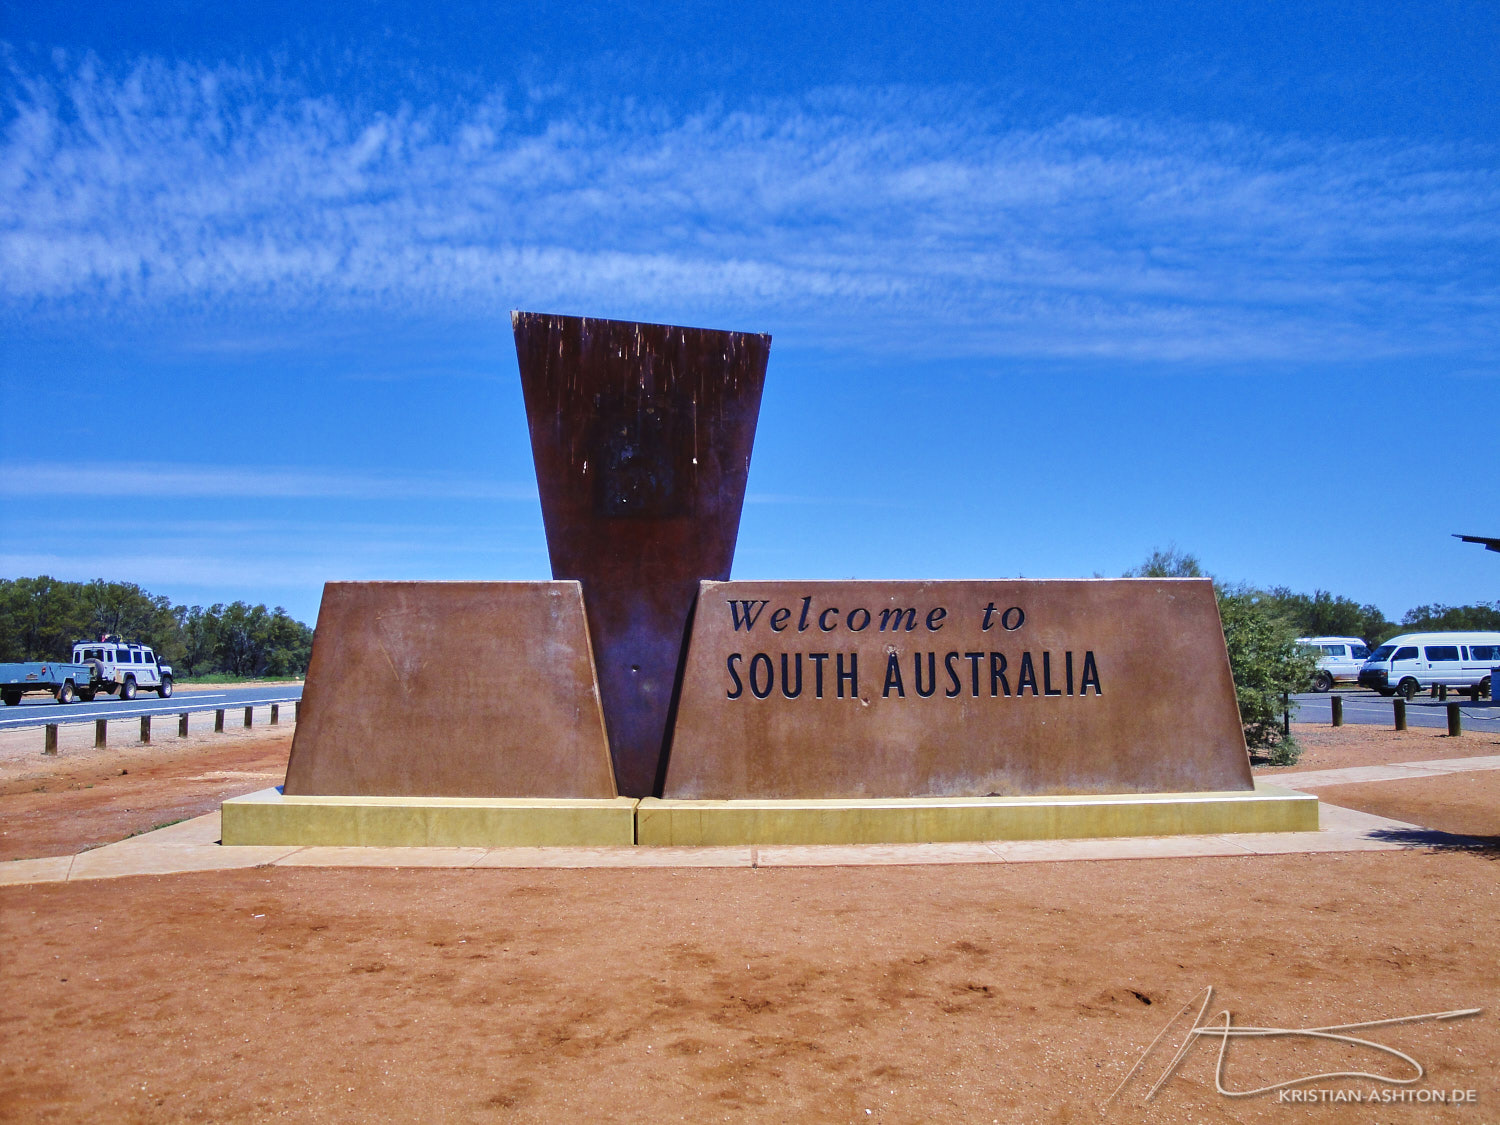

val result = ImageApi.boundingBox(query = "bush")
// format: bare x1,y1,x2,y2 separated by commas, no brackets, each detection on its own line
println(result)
1125,549,1318,759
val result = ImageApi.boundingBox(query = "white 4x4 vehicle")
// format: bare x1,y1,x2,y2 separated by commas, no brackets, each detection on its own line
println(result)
70,640,174,701
1296,636,1370,692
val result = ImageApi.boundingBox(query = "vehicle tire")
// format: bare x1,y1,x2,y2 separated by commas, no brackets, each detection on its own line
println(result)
1481,676,1492,699
1397,677,1420,700
157,676,173,699
1,689,20,707
78,688,95,702
56,680,76,704
1312,671,1334,693
120,675,137,701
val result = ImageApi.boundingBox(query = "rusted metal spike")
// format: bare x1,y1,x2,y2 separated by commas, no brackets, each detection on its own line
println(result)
513,311,770,797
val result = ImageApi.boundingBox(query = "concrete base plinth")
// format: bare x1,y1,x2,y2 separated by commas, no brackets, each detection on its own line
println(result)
636,782,1316,846
222,788,639,848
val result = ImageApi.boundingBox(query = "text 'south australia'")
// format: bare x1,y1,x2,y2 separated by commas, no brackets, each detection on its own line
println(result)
721,596,1102,701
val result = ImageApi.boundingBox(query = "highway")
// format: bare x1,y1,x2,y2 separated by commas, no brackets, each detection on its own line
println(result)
0,684,303,730
1290,690,1498,731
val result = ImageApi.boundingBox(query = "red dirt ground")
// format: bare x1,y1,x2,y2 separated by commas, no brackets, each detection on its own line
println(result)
1,720,1496,1122
0,733,290,861
2,854,1496,1123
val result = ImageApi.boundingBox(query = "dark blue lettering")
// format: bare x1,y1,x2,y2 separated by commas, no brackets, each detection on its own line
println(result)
729,600,769,631
750,653,773,699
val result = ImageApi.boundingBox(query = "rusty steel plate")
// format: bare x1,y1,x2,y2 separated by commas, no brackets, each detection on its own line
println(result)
513,311,770,797
662,579,1253,799
282,582,616,798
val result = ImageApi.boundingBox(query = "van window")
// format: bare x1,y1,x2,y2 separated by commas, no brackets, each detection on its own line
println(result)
1370,645,1396,661
1322,645,1346,656
144,650,154,664
1472,644,1500,661
1425,646,1460,662
1394,646,1418,661
1351,645,1369,659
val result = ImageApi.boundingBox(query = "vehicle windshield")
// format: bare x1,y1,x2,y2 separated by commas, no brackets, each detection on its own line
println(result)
1352,645,1369,659
1368,645,1397,662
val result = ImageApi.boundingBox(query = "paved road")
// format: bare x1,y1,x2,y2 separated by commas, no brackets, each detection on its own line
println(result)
0,685,303,730
1291,690,1499,731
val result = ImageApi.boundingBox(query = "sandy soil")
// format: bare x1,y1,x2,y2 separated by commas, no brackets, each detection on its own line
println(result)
1257,722,1499,774
0,722,293,862
1,719,1496,1122
2,854,1495,1123
1308,772,1500,839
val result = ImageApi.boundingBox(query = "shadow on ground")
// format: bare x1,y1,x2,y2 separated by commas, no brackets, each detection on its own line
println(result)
1367,827,1500,857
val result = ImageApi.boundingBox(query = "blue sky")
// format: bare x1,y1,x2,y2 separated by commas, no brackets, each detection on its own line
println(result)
1,0,1496,626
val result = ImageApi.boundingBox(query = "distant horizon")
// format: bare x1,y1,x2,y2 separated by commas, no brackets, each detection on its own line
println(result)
4,556,1492,633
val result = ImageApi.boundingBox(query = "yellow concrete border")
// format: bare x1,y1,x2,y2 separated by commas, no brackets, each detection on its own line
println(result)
636,782,1316,846
222,788,639,847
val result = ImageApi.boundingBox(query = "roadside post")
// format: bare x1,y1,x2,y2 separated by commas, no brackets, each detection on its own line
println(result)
44,723,58,755
271,704,279,726
178,712,189,738
1330,695,1343,727
1394,698,1407,730
94,719,107,749
215,709,225,733
243,706,253,729
1447,703,1462,737
140,716,151,744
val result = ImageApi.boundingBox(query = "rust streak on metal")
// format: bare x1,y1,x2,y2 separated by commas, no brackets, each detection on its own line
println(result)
513,311,770,797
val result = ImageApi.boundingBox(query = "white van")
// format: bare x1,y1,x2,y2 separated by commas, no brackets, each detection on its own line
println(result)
1297,636,1370,692
1358,632,1500,699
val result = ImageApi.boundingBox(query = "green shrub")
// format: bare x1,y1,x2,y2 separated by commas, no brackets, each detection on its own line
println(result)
1126,549,1319,758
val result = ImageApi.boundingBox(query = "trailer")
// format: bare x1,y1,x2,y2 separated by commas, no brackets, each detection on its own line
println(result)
0,661,96,705
0,638,174,706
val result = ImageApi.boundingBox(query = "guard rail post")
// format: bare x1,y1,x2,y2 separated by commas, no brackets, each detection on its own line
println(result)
214,709,225,733
1438,684,1448,702
270,703,279,726
44,723,58,755
243,706,253,729
1447,702,1462,737
1394,699,1407,730
140,716,151,744
295,700,302,722
1330,695,1343,727
178,712,189,738
95,719,107,749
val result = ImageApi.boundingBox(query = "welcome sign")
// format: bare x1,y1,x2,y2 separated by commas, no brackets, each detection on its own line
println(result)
663,578,1252,800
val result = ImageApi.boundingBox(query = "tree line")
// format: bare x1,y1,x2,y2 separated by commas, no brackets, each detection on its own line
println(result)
0,577,313,679
1256,588,1500,645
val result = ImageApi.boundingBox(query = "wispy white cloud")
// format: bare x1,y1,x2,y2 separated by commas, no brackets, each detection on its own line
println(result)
2,54,1497,361
0,461,537,501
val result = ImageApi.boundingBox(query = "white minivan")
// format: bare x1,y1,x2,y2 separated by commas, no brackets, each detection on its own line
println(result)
1358,632,1500,699
1297,636,1371,692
